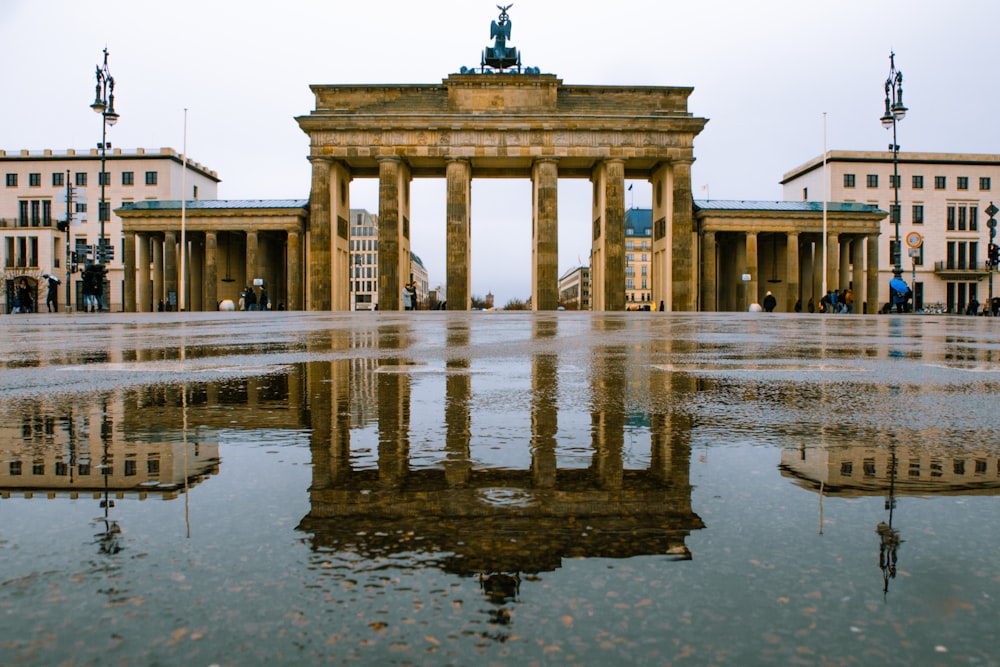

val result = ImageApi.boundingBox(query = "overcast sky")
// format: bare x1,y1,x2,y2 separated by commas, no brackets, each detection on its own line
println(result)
4,0,999,305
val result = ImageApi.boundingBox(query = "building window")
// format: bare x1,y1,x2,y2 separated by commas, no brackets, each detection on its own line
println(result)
844,174,856,188
947,205,956,230
889,174,901,188
19,200,28,225
890,238,901,268
866,174,879,188
840,461,852,477
9,461,22,476
912,175,923,189
75,172,87,186
52,172,64,187
99,201,110,223
193,185,199,199
29,173,41,187
970,207,978,231
802,187,808,200
890,204,900,225
122,171,134,186
145,171,158,185
957,177,969,190
980,177,991,191
99,171,111,186
935,176,946,189
912,204,924,224
6,173,17,187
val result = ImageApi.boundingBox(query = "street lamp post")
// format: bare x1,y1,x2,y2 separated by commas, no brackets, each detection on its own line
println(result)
90,47,119,268
880,51,907,280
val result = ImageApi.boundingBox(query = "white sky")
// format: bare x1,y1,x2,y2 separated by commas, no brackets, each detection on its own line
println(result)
3,0,999,305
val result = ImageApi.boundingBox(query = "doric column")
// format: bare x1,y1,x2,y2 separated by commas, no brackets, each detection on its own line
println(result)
189,235,204,312
826,231,839,298
446,158,472,311
307,156,332,311
671,158,696,311
138,232,151,312
205,230,218,311
745,231,758,310
839,236,851,292
786,232,800,312
866,233,880,313
591,159,626,311
163,230,177,311
245,230,258,289
701,230,717,312
531,158,559,310
851,237,865,314
123,231,136,312
287,229,301,311
377,156,409,311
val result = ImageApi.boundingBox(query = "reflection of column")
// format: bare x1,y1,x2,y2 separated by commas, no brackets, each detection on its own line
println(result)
287,229,301,311
701,230,717,312
307,342,353,490
308,156,332,311
446,158,472,311
123,231,136,312
205,231,218,311
786,232,800,312
745,231,758,310
377,326,410,488
866,233,880,313
164,230,177,309
532,158,559,310
590,320,624,490
138,232,151,312
531,318,558,487
444,322,471,487
851,237,865,314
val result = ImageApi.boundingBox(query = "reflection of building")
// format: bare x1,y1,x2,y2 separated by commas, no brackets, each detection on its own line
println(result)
782,152,1000,313
1,147,219,313
780,444,1000,496
558,265,590,310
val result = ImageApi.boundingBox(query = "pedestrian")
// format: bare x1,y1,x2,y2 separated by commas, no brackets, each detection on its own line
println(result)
844,288,854,314
762,290,777,312
807,297,815,313
42,273,61,312
258,285,269,311
158,298,165,312
967,295,980,316
244,285,257,311
794,299,802,313
402,284,412,310
17,278,33,313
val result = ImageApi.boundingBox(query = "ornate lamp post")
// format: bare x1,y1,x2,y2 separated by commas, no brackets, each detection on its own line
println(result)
880,52,907,279
90,47,119,266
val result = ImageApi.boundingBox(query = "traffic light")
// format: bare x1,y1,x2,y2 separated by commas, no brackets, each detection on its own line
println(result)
56,218,69,232
989,243,999,269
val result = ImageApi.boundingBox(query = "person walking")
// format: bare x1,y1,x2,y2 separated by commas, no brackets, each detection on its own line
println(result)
243,285,257,311
762,291,777,312
258,284,269,311
42,273,61,312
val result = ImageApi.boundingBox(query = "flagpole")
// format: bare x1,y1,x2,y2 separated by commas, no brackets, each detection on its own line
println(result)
822,112,828,301
180,108,188,312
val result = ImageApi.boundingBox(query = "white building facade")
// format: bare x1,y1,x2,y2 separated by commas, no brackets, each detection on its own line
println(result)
782,151,1000,313
1,147,219,313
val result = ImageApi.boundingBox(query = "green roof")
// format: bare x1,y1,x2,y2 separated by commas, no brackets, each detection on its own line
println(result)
694,200,884,214
119,199,308,211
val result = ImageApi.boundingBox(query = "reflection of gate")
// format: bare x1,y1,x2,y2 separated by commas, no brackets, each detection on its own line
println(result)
4,275,38,314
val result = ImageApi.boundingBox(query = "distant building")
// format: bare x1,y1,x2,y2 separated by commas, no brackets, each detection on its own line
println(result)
625,208,652,308
782,151,1000,313
559,265,591,310
350,208,379,310
1,147,219,313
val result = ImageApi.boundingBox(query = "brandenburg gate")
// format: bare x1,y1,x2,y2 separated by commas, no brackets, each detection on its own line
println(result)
296,9,707,311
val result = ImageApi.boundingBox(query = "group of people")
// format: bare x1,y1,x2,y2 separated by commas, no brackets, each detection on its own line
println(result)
788,288,856,314
965,295,1000,317
240,284,269,311
10,273,64,314
401,282,418,310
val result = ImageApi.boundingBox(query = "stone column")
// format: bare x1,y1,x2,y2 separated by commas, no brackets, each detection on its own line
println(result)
851,237,865,314
786,232,800,312
189,235,204,312
123,231,136,313
163,230,177,311
204,230,218,310
649,163,672,310
826,231,839,298
866,233,880,313
745,231,758,310
138,233,151,312
245,230,258,289
378,156,403,311
701,230,717,312
287,229,301,311
839,237,851,292
307,156,332,311
446,158,472,311
600,159,626,312
531,158,559,310
671,158,696,311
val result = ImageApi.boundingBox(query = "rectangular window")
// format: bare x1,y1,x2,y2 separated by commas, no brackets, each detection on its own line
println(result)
958,206,967,231
866,174,879,188
75,172,87,186
912,175,924,189
31,200,40,226
99,171,111,186
970,207,978,231
935,176,946,189
145,171,158,185
43,200,51,226
5,173,17,187
957,176,969,190
980,177,991,191
19,200,28,225
889,174,901,188
122,171,134,186
29,173,41,187
840,461,853,477
890,204,901,225
9,461,21,476
844,174,856,188
912,204,924,224
890,238,901,268
32,461,44,475
52,172,64,187
947,205,956,230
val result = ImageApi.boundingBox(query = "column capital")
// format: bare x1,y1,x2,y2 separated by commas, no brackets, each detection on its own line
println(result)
533,156,560,166
307,155,333,166
376,154,404,165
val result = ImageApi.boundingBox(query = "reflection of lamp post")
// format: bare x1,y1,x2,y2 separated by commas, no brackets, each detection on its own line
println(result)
90,47,119,268
986,202,998,315
877,445,902,596
880,52,907,279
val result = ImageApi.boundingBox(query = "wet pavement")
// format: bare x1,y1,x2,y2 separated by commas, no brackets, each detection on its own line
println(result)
1,310,999,666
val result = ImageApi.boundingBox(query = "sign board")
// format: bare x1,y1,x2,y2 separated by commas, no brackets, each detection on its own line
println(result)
905,231,923,248
253,278,264,286
741,273,752,282
908,248,921,258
